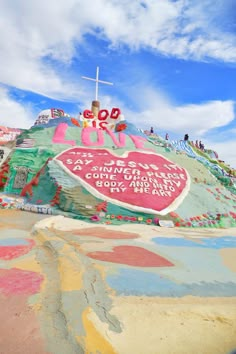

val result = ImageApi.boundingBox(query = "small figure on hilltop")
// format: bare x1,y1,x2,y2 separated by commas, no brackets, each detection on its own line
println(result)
150,127,154,134
199,141,205,151
184,134,189,141
195,140,199,148
165,133,169,140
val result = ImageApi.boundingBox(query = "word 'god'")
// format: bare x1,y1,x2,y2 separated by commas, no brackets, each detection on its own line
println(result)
80,108,123,130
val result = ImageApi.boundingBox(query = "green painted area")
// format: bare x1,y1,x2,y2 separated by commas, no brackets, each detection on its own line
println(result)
1,123,235,228
5,148,55,193
26,165,58,205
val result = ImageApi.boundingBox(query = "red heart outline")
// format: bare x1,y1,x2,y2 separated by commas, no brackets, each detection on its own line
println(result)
54,147,190,215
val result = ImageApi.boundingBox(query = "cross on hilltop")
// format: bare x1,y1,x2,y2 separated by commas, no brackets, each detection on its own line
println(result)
82,66,113,101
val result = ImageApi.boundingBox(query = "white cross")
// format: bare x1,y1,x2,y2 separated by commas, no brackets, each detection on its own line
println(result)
82,66,113,101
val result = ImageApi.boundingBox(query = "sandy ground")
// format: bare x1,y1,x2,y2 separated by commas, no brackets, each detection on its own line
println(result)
100,297,236,354
0,209,235,354
0,294,48,354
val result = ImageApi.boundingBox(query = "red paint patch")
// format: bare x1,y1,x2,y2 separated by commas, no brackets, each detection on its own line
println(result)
55,147,190,214
87,245,174,267
0,239,35,260
0,268,43,295
74,227,139,239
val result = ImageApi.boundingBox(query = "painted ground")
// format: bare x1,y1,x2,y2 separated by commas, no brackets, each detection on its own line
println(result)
0,209,235,354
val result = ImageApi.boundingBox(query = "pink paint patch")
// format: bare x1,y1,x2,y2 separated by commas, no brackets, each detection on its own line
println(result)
55,147,190,214
81,127,105,146
87,245,174,267
52,123,76,145
74,227,139,239
0,268,43,295
0,239,35,260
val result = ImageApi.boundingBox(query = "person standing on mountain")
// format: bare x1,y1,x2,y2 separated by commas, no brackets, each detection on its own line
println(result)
184,134,189,141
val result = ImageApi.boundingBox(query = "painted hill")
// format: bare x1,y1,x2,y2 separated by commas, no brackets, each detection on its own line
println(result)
0,109,236,229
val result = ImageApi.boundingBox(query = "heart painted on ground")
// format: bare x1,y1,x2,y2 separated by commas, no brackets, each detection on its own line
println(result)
55,147,190,214
0,239,35,260
87,245,174,267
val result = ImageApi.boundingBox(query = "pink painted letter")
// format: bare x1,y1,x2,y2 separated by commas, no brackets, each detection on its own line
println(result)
82,127,105,146
52,123,76,145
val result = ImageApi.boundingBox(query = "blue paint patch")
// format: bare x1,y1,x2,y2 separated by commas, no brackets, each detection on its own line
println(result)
149,246,236,284
0,238,29,246
152,236,236,249
107,268,236,297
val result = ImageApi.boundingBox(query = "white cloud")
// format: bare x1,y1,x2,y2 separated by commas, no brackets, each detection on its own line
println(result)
0,0,234,169
126,87,235,136
123,86,236,167
0,87,34,128
0,0,235,101
204,140,236,169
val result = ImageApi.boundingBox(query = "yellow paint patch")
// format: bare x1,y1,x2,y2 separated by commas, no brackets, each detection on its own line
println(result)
58,257,83,291
94,264,118,296
81,307,117,354
31,302,42,312
12,255,47,292
12,255,42,273
58,245,83,291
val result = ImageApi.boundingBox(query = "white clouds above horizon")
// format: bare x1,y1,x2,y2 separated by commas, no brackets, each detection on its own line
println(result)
124,85,235,135
204,139,236,169
0,87,33,128
0,0,235,100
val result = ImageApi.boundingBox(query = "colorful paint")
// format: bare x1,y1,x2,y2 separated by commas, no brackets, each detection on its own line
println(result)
0,209,235,353
0,238,35,260
55,147,190,214
0,268,43,295
0,108,235,228
73,227,139,239
87,245,174,267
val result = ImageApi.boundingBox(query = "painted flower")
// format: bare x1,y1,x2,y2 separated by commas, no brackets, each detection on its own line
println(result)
169,212,178,218
116,215,123,220
115,123,127,132
146,219,152,224
153,217,159,225
90,215,101,222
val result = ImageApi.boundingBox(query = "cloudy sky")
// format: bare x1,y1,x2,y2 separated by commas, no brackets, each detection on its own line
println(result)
0,0,236,167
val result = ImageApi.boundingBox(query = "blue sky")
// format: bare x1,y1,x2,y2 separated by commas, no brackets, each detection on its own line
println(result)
0,0,236,167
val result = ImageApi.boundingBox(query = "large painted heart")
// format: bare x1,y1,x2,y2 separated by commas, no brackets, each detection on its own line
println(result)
55,147,190,215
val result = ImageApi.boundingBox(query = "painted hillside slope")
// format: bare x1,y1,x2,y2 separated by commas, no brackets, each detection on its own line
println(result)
146,133,236,191
0,113,236,228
